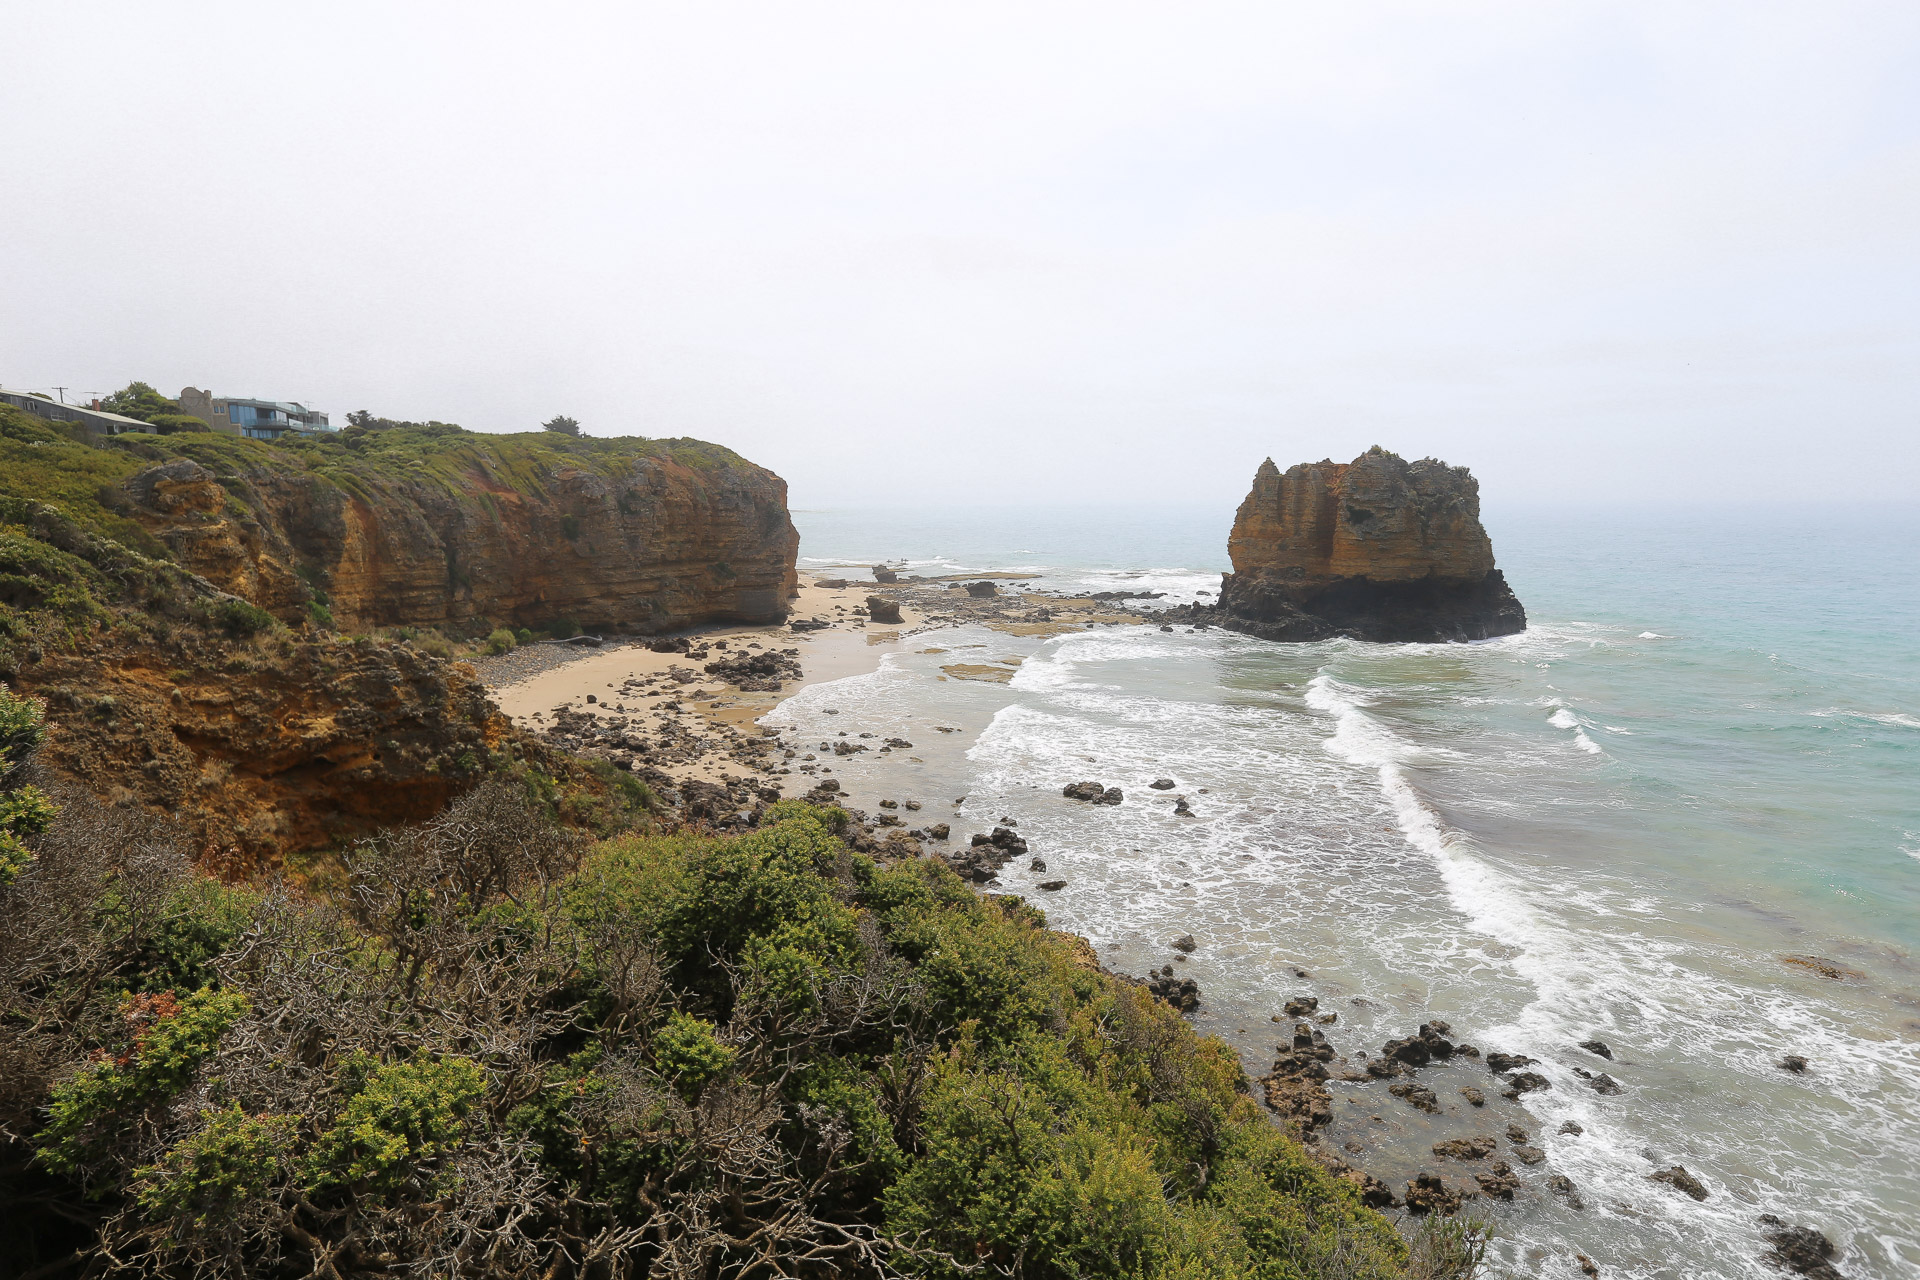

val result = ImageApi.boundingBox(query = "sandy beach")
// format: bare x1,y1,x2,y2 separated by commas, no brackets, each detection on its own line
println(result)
476,572,1159,795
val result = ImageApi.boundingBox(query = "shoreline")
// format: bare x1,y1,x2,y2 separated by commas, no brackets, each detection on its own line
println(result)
477,573,1161,795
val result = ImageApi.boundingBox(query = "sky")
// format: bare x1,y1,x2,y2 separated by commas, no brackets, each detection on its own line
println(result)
4,1,1918,510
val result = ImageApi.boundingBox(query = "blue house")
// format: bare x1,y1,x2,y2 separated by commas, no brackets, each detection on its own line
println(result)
178,388,332,440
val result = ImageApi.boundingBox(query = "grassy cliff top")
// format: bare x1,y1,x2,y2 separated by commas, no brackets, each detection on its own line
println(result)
0,405,762,555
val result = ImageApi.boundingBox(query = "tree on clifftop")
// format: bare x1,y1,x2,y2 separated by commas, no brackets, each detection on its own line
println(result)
543,414,580,436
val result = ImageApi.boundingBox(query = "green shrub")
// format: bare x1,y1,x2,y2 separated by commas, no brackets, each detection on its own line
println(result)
513,627,533,645
39,988,249,1174
485,626,517,655
652,1011,734,1094
0,684,52,889
135,1105,295,1229
304,1054,486,1196
149,414,212,435
8,796,1469,1280
307,600,335,630
206,597,275,637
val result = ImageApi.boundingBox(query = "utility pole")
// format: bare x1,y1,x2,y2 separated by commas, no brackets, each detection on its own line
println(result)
53,386,68,404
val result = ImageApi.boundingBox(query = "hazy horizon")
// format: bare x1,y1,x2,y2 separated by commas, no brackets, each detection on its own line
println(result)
5,2,1917,511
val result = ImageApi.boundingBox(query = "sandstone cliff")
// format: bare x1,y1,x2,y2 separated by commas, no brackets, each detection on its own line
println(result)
1217,448,1525,643
0,408,761,864
106,427,799,636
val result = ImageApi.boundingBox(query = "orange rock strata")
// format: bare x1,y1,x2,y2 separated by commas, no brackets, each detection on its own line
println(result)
113,433,798,636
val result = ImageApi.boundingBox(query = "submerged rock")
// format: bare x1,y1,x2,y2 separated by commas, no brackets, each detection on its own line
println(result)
1759,1216,1844,1279
1649,1165,1710,1202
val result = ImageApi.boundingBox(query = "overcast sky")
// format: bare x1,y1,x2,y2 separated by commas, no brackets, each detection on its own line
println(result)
5,2,1917,509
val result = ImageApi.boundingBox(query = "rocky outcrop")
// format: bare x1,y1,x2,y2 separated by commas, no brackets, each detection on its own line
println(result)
1215,448,1525,643
21,629,514,872
112,430,798,635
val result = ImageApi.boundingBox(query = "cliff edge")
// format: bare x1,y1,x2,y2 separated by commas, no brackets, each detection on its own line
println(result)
1217,448,1525,643
109,426,799,635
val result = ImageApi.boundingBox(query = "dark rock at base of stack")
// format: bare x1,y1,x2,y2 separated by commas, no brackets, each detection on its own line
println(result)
866,595,903,624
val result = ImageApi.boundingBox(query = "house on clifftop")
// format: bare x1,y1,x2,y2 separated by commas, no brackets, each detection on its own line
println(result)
0,387,156,435
178,387,333,440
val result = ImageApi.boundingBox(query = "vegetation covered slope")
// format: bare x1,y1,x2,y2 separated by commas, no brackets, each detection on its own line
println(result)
0,750,1481,1279
0,409,646,866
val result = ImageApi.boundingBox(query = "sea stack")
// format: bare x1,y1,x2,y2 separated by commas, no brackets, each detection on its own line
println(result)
1216,447,1526,643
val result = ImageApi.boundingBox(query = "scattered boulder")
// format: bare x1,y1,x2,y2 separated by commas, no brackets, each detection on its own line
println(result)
1388,1082,1440,1113
814,578,849,589
1283,995,1319,1017
1474,1162,1520,1200
1037,880,1066,891
1173,797,1194,816
1559,1120,1584,1136
1097,786,1122,805
1759,1216,1843,1280
1579,1039,1614,1059
1589,1073,1624,1096
1062,780,1105,801
1433,1136,1497,1161
1505,1123,1530,1143
1403,1174,1466,1216
1460,1086,1486,1107
1171,934,1197,953
1262,1020,1336,1131
1147,966,1201,1013
1503,1071,1550,1099
1512,1145,1546,1166
1549,1174,1586,1210
1029,856,1046,871
1485,1051,1537,1074
1576,1255,1600,1278
865,595,902,624
1380,1021,1456,1070
1649,1165,1709,1201
1344,1168,1400,1210
871,564,899,583
927,823,950,840
944,826,1028,882
1149,777,1177,790
1779,1054,1809,1074
965,580,998,597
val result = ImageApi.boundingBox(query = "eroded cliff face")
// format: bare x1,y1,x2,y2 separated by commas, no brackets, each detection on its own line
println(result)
1218,449,1525,643
114,432,799,636
23,630,511,872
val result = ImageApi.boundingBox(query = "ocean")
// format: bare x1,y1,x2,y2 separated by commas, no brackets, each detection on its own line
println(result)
773,501,1920,1280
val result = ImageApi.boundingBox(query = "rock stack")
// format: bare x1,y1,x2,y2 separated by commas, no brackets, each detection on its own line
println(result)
1214,447,1526,643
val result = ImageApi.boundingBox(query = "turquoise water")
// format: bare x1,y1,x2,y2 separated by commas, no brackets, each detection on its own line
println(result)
784,500,1920,1278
